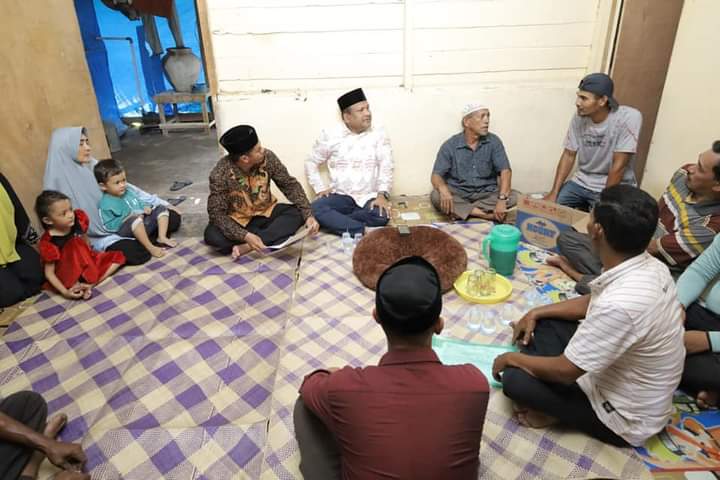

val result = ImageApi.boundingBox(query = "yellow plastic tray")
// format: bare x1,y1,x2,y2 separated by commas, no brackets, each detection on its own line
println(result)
454,271,513,304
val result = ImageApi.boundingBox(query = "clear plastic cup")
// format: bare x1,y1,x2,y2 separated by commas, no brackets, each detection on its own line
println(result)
479,308,498,335
353,233,363,245
500,303,516,326
525,289,550,308
466,306,483,331
466,306,497,334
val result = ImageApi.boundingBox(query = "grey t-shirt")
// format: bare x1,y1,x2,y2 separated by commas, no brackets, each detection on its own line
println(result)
564,106,642,192
432,132,511,198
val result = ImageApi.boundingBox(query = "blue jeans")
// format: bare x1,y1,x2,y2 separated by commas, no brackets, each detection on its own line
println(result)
556,181,600,211
311,193,389,235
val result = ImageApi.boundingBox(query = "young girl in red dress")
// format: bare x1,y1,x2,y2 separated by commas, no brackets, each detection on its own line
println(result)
36,190,125,300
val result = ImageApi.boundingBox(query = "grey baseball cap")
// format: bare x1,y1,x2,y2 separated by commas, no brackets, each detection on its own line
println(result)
578,73,619,111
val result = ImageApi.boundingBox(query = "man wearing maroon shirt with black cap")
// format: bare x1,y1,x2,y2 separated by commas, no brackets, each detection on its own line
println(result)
294,256,490,480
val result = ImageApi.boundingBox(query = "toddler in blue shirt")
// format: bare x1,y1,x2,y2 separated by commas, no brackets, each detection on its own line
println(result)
94,159,176,258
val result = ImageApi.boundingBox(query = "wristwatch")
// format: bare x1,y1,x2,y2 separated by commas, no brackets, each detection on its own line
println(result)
498,193,509,201
379,191,390,201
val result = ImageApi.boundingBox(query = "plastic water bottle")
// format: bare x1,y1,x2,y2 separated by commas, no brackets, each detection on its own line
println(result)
341,231,354,255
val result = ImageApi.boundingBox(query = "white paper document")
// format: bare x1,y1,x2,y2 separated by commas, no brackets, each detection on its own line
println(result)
400,212,421,221
265,226,311,251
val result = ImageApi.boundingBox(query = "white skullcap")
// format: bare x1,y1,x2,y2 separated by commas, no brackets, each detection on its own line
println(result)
462,103,489,117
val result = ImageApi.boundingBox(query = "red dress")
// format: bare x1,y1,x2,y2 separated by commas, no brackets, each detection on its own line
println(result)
39,209,125,290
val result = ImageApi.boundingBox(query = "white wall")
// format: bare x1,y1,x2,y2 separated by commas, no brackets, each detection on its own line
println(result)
206,0,616,196
643,0,720,197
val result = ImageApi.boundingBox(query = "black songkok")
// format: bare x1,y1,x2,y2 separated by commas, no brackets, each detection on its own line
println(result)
375,256,442,335
337,88,367,111
219,125,259,156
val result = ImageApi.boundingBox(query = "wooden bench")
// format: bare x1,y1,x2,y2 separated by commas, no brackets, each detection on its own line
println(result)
153,90,215,136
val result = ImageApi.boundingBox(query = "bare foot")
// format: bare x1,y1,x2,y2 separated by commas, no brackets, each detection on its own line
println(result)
469,208,495,221
45,413,68,437
515,408,559,429
546,255,583,282
20,413,68,478
546,254,570,269
78,283,92,300
511,402,529,420
231,244,252,260
697,391,720,409
157,237,178,248
149,246,166,258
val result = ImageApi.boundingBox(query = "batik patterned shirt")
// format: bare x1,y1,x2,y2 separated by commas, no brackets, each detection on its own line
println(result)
207,150,312,241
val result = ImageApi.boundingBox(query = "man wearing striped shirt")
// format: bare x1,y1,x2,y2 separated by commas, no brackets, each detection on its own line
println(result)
493,185,685,447
549,140,720,293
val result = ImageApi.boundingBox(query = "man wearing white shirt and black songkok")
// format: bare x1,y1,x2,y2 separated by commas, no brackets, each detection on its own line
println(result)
305,88,394,236
493,185,685,447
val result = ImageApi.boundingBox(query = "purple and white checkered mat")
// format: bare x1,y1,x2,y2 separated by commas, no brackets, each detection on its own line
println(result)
0,230,650,479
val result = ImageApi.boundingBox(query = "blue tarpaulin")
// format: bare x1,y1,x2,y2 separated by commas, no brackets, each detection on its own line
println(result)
75,0,206,126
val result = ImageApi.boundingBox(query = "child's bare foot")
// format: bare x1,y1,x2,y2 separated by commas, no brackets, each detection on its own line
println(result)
149,246,166,258
81,285,93,300
516,408,558,428
157,237,178,248
697,391,720,409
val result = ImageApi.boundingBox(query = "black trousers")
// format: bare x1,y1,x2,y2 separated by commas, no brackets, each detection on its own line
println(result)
293,397,341,480
501,319,630,447
0,391,48,480
106,209,181,265
556,230,602,294
681,302,720,396
204,204,304,255
0,244,44,308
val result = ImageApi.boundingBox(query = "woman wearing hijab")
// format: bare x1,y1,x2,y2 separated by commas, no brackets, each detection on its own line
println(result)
0,173,44,308
43,127,181,265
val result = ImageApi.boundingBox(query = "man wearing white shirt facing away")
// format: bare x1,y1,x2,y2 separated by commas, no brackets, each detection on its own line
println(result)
305,88,394,235
493,185,685,447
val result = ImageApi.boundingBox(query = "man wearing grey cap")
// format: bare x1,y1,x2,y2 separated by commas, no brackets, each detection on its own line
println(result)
545,73,642,211
431,103,516,222
294,256,489,479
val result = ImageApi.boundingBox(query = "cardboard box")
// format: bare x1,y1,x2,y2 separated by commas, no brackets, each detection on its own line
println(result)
515,195,589,252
